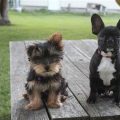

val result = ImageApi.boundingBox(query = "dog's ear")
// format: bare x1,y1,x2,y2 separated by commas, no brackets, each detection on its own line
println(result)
48,32,63,50
117,20,120,30
27,44,41,57
91,14,105,35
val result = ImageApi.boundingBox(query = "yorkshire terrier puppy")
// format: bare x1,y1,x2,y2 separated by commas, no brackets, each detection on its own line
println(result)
24,33,68,110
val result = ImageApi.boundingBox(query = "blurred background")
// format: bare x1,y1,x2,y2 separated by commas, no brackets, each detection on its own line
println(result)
9,0,120,14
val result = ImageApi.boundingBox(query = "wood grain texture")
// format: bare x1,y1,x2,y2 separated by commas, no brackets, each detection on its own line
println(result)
63,40,120,120
10,41,49,120
47,88,89,120
10,40,120,120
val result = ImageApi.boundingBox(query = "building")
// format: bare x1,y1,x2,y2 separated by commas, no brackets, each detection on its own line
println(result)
9,0,120,13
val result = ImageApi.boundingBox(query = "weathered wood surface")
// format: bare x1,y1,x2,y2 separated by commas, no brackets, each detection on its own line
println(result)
64,40,120,120
10,42,49,120
10,40,120,120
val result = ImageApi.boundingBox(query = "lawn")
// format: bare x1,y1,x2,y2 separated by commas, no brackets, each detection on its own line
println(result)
0,11,119,120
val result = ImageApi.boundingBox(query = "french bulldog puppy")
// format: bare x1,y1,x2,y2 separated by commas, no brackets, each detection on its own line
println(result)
87,14,120,106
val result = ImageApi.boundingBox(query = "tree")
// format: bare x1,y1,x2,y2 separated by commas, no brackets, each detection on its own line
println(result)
116,0,120,6
0,0,10,25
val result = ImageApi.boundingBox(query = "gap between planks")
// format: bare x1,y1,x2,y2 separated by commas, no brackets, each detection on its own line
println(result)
64,40,120,120
10,41,49,120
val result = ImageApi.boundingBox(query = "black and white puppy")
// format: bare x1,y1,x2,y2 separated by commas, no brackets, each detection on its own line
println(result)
87,14,120,105
24,33,68,110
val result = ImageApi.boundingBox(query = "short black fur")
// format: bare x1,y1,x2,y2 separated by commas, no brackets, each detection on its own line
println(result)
87,14,120,105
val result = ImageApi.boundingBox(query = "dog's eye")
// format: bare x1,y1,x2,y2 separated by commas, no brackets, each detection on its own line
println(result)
99,37,105,41
32,56,42,63
53,58,60,62
116,37,120,40
34,56,41,59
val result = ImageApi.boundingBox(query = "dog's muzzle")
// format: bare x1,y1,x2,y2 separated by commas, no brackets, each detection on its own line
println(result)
101,51,113,58
98,49,113,58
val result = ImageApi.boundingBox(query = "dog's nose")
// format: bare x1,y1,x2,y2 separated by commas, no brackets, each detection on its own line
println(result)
107,39,114,48
45,65,49,71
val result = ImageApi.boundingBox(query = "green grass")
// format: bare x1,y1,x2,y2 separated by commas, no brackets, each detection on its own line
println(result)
0,10,119,119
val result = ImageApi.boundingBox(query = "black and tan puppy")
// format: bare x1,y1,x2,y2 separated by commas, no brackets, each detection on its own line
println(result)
24,33,68,110
87,14,120,105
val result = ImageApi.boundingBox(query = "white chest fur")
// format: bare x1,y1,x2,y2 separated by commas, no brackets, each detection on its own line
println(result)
97,57,116,86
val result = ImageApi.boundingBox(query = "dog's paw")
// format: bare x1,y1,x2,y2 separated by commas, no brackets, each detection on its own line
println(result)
61,95,68,102
24,104,32,110
47,102,63,108
87,96,96,104
116,102,120,107
56,102,63,107
113,99,120,107
24,104,34,110
24,103,41,110
114,101,120,107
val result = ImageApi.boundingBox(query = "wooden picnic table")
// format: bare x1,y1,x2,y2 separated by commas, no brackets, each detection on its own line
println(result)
10,40,120,120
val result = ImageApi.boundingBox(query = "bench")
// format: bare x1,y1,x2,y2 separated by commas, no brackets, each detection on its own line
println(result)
10,40,120,120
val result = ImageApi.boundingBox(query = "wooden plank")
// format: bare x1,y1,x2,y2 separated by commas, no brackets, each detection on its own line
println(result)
62,56,101,118
63,56,120,120
71,40,97,58
64,40,90,77
48,89,89,120
10,42,49,120
63,41,120,120
25,41,89,120
10,40,120,120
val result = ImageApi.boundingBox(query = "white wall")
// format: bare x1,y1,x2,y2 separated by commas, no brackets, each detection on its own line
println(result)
60,0,87,8
48,0,60,10
20,0,48,7
60,0,120,10
20,0,120,10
